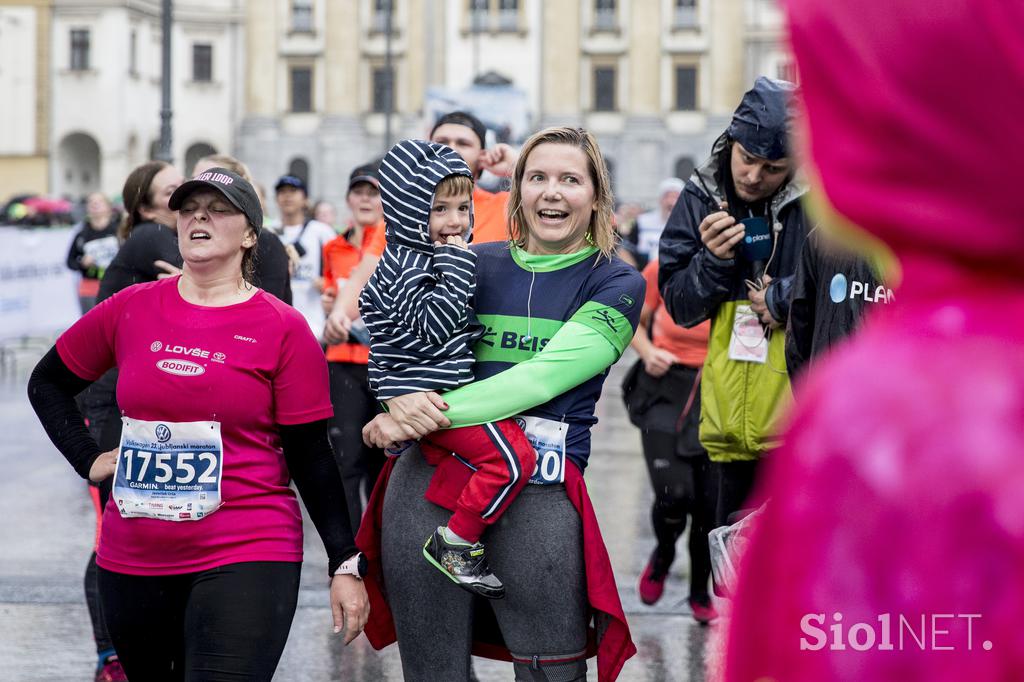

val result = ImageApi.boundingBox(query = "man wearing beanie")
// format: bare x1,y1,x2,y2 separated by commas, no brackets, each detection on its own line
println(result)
658,77,811,526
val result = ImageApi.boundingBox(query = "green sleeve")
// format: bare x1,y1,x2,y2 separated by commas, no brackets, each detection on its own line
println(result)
442,320,621,428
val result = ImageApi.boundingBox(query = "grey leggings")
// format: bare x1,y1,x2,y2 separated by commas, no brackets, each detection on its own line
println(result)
382,445,589,681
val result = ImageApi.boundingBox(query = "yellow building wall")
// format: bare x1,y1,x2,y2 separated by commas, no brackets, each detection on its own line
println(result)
540,0,581,116
0,157,49,198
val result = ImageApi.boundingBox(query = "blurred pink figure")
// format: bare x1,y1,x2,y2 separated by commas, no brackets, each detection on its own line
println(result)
724,1,1024,680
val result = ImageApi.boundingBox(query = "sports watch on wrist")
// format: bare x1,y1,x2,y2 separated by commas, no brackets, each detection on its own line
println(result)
333,552,367,580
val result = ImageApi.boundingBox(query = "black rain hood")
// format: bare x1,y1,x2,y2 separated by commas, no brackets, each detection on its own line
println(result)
727,76,796,161
378,139,474,254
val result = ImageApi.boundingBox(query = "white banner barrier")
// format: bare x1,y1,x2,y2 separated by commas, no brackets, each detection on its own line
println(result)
0,226,81,339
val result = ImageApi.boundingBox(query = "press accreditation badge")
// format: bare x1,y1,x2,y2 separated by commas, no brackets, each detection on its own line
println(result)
113,418,224,521
514,415,568,485
728,304,769,364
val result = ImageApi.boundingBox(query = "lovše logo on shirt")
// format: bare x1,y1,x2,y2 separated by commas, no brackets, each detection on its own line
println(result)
151,340,228,377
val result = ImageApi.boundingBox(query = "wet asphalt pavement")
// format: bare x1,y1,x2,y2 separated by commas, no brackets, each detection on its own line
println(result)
0,340,713,681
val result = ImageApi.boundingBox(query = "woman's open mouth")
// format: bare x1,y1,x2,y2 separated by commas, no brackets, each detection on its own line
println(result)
537,209,569,224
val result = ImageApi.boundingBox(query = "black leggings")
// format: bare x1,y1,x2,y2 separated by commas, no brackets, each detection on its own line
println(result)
713,459,761,526
85,480,113,655
640,431,715,598
382,446,589,682
79,370,122,658
328,361,384,535
97,561,301,681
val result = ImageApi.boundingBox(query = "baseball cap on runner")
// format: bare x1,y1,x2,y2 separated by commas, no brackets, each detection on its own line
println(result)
348,162,381,192
274,174,308,194
168,167,264,234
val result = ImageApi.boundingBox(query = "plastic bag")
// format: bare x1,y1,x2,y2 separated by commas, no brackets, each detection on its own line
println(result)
709,503,766,599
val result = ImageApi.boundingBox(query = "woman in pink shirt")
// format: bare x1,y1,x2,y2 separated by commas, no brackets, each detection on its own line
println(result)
28,168,368,681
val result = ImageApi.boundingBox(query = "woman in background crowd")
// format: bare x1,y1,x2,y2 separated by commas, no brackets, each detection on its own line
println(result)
66,193,120,314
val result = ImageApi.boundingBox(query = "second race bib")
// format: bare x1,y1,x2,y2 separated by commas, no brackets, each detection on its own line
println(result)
515,415,568,485
113,418,224,521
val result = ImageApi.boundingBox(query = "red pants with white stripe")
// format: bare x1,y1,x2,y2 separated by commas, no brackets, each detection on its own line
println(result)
423,419,536,543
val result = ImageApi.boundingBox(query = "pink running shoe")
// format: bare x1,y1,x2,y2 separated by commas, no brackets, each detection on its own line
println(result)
637,551,672,605
689,595,719,625
95,658,128,682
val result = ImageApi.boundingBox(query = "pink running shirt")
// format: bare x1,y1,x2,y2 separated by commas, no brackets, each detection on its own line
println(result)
57,277,333,575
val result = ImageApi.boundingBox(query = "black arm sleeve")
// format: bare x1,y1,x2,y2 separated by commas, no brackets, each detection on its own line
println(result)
280,420,356,576
27,346,103,480
66,231,85,273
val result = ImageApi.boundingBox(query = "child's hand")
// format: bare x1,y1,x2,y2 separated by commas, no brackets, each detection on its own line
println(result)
438,235,468,250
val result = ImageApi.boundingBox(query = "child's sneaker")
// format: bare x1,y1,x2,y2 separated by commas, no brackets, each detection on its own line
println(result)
423,526,505,599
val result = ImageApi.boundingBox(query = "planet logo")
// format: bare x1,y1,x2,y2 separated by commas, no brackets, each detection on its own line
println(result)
830,274,848,303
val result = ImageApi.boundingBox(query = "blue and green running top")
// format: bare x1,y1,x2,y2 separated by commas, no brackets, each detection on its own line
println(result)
442,242,646,470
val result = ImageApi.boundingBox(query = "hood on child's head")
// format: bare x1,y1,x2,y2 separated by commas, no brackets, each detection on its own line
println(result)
379,139,474,252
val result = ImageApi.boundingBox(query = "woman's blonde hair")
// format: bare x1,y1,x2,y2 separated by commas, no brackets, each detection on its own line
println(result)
507,126,616,259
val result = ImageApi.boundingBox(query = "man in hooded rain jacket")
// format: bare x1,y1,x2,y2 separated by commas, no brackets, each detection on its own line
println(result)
658,77,811,525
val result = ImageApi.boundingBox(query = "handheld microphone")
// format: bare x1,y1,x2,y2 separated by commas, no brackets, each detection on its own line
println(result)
740,217,772,281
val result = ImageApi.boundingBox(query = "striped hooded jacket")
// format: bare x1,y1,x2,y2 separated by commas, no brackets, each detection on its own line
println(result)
359,139,482,400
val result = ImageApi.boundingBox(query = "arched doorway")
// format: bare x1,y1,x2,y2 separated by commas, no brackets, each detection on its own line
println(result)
674,156,695,182
288,157,310,188
185,142,218,177
56,132,101,201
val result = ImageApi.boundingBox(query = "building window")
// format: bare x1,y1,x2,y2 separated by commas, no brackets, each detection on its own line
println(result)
373,0,394,33
777,60,797,82
675,156,695,181
372,66,394,113
292,0,314,33
674,0,697,28
192,44,212,82
675,65,697,110
70,29,90,71
288,158,310,187
594,0,616,31
291,66,313,112
497,0,518,30
129,30,137,75
469,0,489,31
594,66,616,111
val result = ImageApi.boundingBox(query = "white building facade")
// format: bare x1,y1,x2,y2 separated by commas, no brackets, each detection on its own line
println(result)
50,0,244,200
237,0,794,213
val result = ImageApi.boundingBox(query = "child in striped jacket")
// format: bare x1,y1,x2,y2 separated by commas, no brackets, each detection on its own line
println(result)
359,139,536,599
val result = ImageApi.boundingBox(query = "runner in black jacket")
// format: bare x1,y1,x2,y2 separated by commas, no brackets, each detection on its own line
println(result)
785,228,894,381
